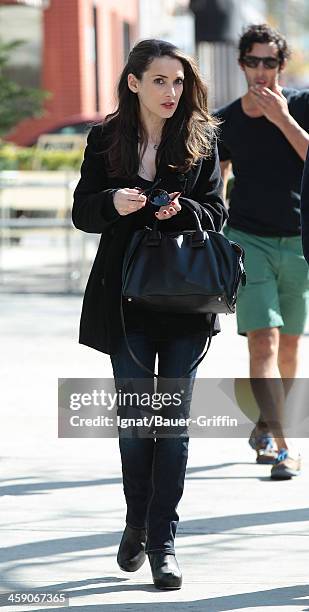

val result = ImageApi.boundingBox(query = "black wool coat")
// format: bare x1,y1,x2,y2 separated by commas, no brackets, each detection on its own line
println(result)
72,124,228,355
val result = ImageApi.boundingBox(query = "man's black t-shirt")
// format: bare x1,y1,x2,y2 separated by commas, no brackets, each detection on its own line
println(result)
215,88,309,236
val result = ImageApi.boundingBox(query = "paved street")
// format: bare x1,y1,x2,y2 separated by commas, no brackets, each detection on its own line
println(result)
1,293,309,611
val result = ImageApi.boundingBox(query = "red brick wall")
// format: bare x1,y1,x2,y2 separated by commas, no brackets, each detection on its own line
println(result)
4,0,139,146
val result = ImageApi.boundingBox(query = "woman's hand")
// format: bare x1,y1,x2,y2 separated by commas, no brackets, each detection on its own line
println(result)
154,192,182,221
113,188,147,216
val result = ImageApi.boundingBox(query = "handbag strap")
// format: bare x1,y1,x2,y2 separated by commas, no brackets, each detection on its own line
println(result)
179,198,216,232
202,207,216,232
120,297,216,378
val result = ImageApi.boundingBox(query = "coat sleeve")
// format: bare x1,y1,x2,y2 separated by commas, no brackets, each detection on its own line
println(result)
301,148,309,264
72,126,120,233
162,139,228,233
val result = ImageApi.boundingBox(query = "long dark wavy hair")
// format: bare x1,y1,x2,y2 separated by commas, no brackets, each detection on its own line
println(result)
101,39,218,178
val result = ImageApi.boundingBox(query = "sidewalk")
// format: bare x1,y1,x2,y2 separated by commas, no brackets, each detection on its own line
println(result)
1,294,309,611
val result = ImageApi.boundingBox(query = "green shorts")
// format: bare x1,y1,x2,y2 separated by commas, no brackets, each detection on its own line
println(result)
224,226,309,335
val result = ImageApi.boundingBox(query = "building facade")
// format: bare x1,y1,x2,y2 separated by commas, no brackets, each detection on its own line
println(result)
0,0,139,145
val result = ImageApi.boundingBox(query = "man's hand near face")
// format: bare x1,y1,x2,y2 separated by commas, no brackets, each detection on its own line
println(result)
249,84,290,129
249,84,309,159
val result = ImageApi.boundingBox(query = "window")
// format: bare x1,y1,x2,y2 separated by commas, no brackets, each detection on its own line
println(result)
0,5,42,88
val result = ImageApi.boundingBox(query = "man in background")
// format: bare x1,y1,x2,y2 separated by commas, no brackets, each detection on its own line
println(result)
215,23,309,479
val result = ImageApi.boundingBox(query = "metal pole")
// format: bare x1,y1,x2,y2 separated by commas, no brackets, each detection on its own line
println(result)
279,0,288,36
64,171,73,294
0,174,10,286
0,179,4,284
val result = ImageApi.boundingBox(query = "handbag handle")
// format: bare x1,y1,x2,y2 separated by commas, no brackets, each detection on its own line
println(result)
120,298,216,378
147,199,216,247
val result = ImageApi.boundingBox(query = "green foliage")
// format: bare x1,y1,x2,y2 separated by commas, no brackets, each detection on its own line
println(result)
0,142,83,171
0,38,49,136
38,149,83,171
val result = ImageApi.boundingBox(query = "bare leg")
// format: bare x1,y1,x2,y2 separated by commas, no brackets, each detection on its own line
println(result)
278,334,301,395
247,328,287,450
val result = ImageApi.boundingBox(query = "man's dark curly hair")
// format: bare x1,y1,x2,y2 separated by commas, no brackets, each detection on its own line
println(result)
238,23,291,69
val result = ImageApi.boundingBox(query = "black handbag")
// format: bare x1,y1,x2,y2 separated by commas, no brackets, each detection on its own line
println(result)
121,202,246,376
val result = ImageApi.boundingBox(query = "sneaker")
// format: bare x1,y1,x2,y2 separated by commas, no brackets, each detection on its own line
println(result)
249,424,278,464
271,449,301,480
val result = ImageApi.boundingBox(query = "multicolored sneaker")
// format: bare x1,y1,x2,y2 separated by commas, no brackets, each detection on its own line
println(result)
270,449,301,480
248,424,278,464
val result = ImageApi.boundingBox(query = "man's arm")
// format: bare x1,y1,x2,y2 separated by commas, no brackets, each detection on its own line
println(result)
301,152,309,263
275,114,309,161
220,160,233,204
250,86,309,161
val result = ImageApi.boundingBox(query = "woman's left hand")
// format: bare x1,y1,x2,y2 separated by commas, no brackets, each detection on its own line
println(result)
154,192,182,221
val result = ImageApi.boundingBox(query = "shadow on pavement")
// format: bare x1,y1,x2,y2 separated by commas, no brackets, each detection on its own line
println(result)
0,507,308,564
1,465,308,609
4,583,308,611
0,463,257,497
0,477,122,497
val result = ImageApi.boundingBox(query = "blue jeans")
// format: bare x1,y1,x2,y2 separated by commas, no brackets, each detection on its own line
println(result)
110,331,208,554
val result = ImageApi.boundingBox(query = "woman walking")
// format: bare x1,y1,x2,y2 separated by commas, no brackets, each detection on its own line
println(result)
73,39,227,589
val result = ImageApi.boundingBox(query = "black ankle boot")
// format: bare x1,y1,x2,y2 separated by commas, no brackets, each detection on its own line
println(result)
117,525,147,572
148,552,182,589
